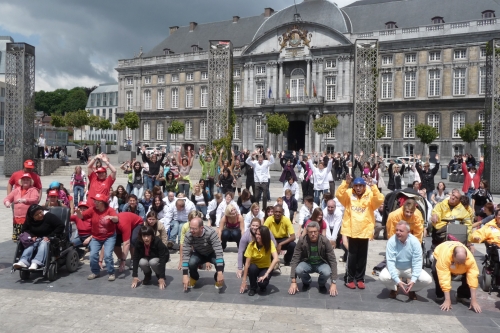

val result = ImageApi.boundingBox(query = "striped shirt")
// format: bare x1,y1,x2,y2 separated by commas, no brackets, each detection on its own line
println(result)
182,226,224,275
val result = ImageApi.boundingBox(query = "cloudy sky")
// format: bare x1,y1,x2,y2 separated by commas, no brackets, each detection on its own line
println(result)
0,0,356,91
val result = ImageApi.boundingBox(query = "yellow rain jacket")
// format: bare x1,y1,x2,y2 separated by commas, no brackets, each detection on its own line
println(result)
431,199,473,237
336,181,384,239
433,241,479,292
471,221,500,246
386,206,424,242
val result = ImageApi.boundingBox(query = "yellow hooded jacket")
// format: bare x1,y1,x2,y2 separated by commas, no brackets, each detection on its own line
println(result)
386,206,424,242
433,241,479,292
336,181,384,239
431,199,473,237
471,221,500,246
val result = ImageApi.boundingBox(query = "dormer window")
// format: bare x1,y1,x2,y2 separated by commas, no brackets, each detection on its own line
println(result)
163,48,173,55
482,10,496,18
191,45,199,52
385,21,397,29
431,16,445,24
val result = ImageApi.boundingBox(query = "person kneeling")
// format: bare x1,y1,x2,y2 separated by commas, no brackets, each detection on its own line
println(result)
379,221,432,300
288,221,339,296
239,226,279,296
131,225,169,289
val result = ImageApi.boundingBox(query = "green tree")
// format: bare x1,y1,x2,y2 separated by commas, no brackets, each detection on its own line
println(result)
64,110,90,141
57,88,88,114
50,115,66,128
267,113,289,151
457,122,483,150
313,114,339,151
98,118,112,142
376,124,386,140
123,111,140,130
113,118,126,131
415,124,439,155
35,89,70,114
168,120,185,152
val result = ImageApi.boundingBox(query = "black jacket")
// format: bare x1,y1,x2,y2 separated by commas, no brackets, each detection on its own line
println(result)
415,162,440,192
22,212,65,238
237,195,256,207
343,159,360,178
191,191,209,206
387,163,403,191
218,174,234,193
132,236,169,278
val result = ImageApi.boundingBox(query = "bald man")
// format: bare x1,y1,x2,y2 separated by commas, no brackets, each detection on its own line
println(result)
432,241,481,313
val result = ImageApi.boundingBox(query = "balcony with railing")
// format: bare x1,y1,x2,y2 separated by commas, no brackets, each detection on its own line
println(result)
261,96,324,105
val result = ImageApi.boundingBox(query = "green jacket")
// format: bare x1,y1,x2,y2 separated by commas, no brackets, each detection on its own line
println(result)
200,155,218,179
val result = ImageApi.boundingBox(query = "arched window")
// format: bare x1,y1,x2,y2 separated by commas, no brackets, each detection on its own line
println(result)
171,88,179,108
431,16,444,24
404,144,414,156
478,113,485,138
452,113,465,138
256,118,263,139
427,113,440,138
157,89,164,110
454,145,464,155
126,91,133,110
199,120,207,140
327,128,335,139
326,145,335,154
382,145,391,158
255,81,266,104
144,90,151,110
156,122,164,141
233,121,240,140
201,86,208,107
385,21,397,29
290,68,305,102
186,87,194,108
185,121,192,140
143,122,150,141
380,115,392,138
482,10,495,18
403,115,416,138
233,83,240,106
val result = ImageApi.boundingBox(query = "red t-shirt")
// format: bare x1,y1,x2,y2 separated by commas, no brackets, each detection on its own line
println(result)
9,170,42,191
82,206,118,240
304,219,328,233
116,212,143,242
87,173,115,201
70,215,92,236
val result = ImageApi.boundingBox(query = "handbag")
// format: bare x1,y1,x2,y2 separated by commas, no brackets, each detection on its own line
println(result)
18,232,35,248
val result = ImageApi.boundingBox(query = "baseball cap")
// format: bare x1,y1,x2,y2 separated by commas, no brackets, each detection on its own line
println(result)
20,173,32,179
352,177,366,186
24,160,35,169
78,201,89,208
96,167,107,173
91,193,108,202
48,190,59,197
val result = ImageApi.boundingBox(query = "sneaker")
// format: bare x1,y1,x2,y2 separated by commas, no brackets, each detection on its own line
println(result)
167,241,174,249
248,289,256,296
259,286,267,293
87,273,98,280
143,274,152,285
435,296,445,302
302,283,311,292
356,281,366,289
456,296,469,304
187,277,196,289
108,274,116,281
389,290,398,299
29,263,38,271
408,291,417,300
318,285,328,294
215,281,224,289
13,262,27,270
345,281,356,289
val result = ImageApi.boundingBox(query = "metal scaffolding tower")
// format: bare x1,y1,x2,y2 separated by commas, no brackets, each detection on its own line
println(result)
4,43,35,176
484,39,500,193
353,40,379,155
207,40,233,149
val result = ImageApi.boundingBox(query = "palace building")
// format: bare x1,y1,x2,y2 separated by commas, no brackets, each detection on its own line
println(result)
115,0,500,160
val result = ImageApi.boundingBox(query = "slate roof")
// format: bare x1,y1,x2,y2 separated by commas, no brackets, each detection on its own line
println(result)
144,15,267,57
342,0,500,33
253,0,349,39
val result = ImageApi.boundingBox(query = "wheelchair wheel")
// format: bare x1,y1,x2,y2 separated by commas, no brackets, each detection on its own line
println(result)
481,266,492,292
47,263,57,281
65,248,79,273
19,270,30,280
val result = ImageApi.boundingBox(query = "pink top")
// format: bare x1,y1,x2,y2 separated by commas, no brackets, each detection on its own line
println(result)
304,219,327,232
4,187,40,221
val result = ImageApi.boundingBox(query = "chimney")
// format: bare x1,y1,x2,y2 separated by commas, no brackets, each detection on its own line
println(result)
264,7,275,17
169,26,179,35
189,22,198,31
233,16,240,23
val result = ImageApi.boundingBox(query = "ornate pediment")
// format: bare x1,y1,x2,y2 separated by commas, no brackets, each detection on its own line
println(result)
278,25,312,52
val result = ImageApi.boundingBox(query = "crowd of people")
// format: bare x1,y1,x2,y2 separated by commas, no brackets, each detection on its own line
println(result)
6,146,499,314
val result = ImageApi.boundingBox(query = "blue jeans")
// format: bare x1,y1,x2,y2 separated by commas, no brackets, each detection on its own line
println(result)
295,261,332,287
20,240,48,266
168,220,187,243
89,234,116,275
144,176,153,191
196,205,207,218
466,188,475,201
188,251,223,281
132,187,144,199
178,183,190,197
314,190,324,205
73,186,85,205
427,191,433,202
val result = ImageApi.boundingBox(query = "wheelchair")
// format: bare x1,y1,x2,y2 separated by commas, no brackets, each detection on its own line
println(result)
481,243,500,294
424,219,469,268
11,207,80,281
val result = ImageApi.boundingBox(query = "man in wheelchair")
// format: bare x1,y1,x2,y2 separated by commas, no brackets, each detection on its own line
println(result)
13,205,65,270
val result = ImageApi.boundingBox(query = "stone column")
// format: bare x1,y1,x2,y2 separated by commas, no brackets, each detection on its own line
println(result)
278,62,284,99
306,113,313,153
242,116,248,149
266,62,272,100
272,63,278,100
306,60,311,97
249,65,255,105
244,65,249,102
317,58,324,97
311,60,317,97
314,112,321,152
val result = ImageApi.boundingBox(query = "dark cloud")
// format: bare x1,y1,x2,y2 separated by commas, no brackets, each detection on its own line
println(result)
0,0,354,90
